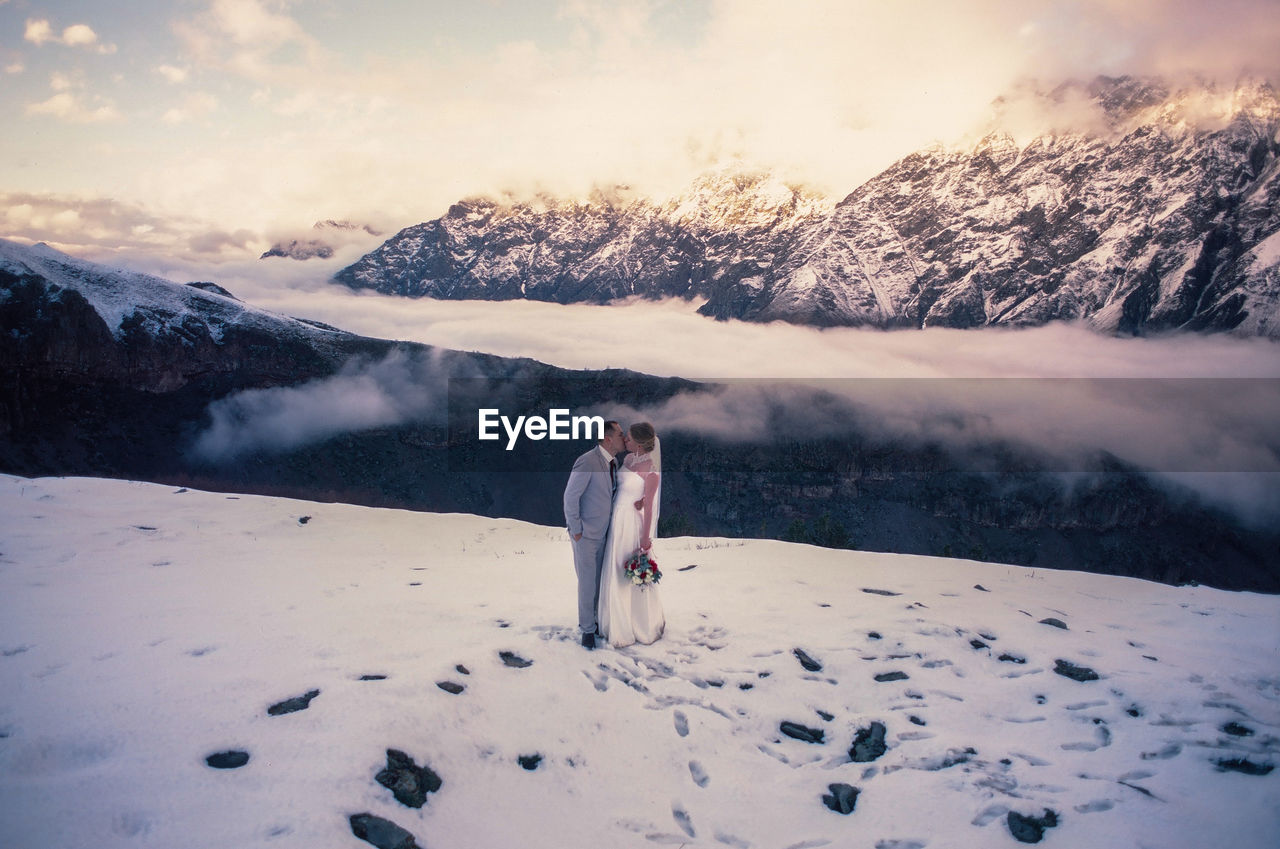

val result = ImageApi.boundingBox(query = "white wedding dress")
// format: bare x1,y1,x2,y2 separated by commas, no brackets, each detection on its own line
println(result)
597,450,665,648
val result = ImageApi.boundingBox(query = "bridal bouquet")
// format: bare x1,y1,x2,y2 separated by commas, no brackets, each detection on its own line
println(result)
624,549,662,588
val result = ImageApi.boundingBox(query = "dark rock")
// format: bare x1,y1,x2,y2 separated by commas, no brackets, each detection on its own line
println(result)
781,722,825,744
1216,758,1274,776
349,813,419,849
267,689,320,715
999,654,1026,664
436,681,464,694
499,651,532,668
822,783,860,815
862,588,901,596
909,716,927,726
1054,659,1099,682
1222,722,1254,737
186,281,240,300
678,564,698,571
1127,706,1142,717
1039,618,1069,630
518,754,542,770
875,671,909,683
849,721,888,763
298,515,311,525
205,750,249,769
974,584,990,592
739,682,754,691
375,749,443,808
816,710,834,721
1007,810,1059,843
867,632,882,640
360,675,388,681
793,648,823,672
970,639,989,650
456,664,470,675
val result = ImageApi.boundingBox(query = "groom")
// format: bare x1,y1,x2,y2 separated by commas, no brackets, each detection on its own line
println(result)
563,419,625,650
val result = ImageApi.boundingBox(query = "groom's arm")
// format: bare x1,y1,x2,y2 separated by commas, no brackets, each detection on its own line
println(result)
563,453,592,539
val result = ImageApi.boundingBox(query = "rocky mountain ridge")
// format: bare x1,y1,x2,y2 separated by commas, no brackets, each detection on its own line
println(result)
337,76,1280,336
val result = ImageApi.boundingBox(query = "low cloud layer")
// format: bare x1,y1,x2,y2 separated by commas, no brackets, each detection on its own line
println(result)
174,271,1280,526
191,350,446,462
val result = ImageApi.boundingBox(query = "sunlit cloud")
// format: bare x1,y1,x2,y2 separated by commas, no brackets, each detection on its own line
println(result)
0,192,258,258
175,0,324,82
26,91,120,123
23,18,117,54
23,18,54,45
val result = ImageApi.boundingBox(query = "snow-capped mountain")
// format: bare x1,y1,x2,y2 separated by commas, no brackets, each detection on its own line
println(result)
334,171,830,303
0,238,364,392
261,220,383,261
1,475,1276,849
337,77,1280,336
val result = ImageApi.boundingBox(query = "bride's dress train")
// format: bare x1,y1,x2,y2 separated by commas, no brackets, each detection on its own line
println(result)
598,459,664,648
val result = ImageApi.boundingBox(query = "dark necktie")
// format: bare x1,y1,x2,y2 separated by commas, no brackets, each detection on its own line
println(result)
609,458,617,491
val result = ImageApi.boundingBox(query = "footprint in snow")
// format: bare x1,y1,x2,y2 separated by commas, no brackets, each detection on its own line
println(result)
673,710,689,737
671,803,696,838
1074,800,1115,814
714,830,750,847
689,760,710,787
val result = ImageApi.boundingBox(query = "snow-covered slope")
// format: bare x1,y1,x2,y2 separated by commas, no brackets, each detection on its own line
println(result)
1,475,1276,849
0,239,343,343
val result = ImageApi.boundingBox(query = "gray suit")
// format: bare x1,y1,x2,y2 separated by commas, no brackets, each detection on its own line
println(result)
564,445,616,635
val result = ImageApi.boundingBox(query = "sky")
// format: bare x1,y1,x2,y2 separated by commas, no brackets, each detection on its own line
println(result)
2,0,1280,263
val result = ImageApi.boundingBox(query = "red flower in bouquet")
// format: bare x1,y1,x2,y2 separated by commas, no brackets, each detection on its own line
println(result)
623,549,662,588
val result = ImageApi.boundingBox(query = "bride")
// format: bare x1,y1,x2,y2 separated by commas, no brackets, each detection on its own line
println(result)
598,422,665,648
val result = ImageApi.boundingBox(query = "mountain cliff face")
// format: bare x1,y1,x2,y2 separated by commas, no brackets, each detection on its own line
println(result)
337,77,1280,336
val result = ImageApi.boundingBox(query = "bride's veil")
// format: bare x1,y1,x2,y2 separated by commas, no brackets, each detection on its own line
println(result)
649,435,662,542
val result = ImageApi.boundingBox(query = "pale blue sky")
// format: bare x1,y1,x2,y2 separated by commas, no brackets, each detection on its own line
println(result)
1,0,1276,261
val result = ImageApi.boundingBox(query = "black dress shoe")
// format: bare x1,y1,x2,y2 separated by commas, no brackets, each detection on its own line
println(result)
581,632,596,650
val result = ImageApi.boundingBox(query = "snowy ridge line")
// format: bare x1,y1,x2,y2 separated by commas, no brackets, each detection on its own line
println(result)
0,239,347,341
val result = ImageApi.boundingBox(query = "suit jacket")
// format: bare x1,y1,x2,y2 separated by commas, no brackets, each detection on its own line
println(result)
564,446,615,540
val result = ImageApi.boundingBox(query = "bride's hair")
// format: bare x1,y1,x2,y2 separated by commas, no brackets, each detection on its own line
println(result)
629,422,657,453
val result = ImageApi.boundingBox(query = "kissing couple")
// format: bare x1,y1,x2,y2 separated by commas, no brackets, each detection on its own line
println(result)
563,420,665,650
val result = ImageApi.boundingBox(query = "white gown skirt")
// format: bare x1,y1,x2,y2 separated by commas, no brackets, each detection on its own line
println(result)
597,466,665,647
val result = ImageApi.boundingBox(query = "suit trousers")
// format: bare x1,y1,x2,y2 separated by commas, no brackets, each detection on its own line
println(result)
572,533,607,634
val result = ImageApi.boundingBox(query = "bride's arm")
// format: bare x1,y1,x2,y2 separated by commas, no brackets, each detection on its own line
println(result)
639,470,659,551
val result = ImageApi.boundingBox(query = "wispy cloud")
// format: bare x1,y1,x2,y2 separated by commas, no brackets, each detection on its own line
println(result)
161,91,219,125
190,349,447,461
154,64,189,84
